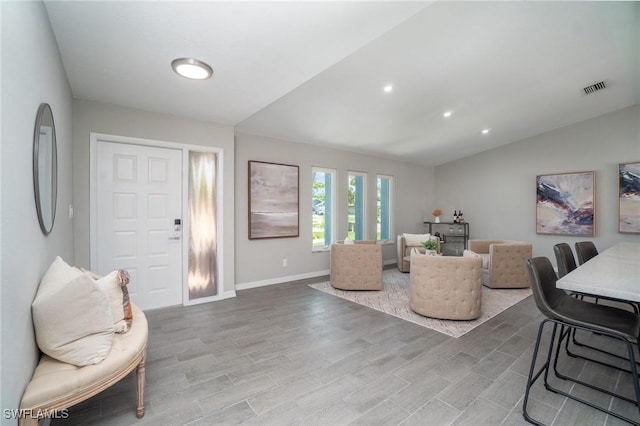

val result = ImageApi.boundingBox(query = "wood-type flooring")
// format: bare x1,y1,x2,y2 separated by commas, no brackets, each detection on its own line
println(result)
53,274,640,426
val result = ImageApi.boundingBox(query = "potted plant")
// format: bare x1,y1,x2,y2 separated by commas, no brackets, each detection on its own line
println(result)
421,238,438,255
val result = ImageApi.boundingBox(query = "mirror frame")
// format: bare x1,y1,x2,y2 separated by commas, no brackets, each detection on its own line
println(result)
33,103,58,235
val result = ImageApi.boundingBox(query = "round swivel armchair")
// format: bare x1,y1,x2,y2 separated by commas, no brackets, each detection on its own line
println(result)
409,252,483,320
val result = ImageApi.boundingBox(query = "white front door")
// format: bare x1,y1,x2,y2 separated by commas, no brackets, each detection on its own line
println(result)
96,141,183,310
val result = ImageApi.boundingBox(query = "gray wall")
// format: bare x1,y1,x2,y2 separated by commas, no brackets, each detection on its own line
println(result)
235,132,435,287
72,99,236,296
435,105,640,265
1,1,74,417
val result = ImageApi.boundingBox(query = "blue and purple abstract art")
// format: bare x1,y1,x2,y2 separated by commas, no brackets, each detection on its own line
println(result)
619,162,640,233
536,171,594,236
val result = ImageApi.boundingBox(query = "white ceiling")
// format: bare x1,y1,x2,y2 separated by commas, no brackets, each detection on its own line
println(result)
45,1,639,166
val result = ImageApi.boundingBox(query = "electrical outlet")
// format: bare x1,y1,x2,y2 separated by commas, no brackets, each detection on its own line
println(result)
282,259,288,268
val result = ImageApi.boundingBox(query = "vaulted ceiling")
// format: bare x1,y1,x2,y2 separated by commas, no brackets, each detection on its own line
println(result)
45,1,639,166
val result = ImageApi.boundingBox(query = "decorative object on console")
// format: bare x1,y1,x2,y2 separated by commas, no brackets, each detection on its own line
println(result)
432,208,442,223
248,161,299,239
536,171,594,236
619,161,640,234
452,210,465,223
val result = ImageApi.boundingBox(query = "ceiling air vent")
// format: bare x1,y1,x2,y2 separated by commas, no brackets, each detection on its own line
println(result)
583,81,606,95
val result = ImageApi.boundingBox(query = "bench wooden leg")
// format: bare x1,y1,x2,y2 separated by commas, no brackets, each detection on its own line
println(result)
136,354,146,418
18,416,38,426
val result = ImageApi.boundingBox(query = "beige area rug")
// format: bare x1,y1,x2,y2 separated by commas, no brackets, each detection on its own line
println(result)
309,269,532,338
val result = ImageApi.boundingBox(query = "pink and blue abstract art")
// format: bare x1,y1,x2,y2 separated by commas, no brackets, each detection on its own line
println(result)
536,171,594,236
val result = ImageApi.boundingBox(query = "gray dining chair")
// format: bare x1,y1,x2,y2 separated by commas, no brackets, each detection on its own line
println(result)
555,242,639,367
575,241,599,265
553,243,577,278
523,257,640,426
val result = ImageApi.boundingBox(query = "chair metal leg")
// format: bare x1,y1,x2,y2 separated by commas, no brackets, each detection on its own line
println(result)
565,326,640,376
544,321,640,425
626,337,640,423
523,319,560,425
554,327,637,405
524,318,640,425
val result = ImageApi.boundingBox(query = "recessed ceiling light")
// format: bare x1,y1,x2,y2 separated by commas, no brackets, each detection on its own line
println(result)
383,84,393,93
443,111,453,118
171,58,213,80
481,128,491,135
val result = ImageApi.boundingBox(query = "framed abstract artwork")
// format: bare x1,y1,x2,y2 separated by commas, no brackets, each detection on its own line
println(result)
248,161,299,239
619,161,640,233
536,171,594,236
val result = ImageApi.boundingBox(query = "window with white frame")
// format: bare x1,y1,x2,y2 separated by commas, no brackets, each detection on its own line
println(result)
312,167,335,250
377,174,393,242
347,171,367,240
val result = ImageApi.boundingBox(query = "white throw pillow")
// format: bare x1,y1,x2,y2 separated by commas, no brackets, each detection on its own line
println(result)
37,256,83,298
463,250,478,258
32,260,114,366
403,233,431,247
344,236,355,245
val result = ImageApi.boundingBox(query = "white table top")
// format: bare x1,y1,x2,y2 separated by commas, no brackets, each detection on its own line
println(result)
556,242,640,302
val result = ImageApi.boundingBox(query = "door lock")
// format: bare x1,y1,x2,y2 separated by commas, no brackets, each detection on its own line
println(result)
169,218,182,240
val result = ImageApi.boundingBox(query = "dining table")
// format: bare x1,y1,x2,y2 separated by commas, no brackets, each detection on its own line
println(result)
556,241,640,303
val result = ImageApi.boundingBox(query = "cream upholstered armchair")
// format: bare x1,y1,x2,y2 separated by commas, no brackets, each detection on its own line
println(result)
468,239,532,288
397,233,440,273
330,240,383,290
409,251,483,320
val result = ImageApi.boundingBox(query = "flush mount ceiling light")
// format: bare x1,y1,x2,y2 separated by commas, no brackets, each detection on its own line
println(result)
481,128,491,135
171,58,213,80
443,111,453,118
383,84,393,93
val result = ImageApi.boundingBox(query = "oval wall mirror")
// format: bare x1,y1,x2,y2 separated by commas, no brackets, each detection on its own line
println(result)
33,103,58,235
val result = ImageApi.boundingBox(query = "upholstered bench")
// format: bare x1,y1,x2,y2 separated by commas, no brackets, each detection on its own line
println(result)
18,304,148,425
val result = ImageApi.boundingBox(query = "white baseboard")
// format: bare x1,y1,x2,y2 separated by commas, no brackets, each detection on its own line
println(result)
236,269,330,291
236,261,398,291
183,290,237,306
